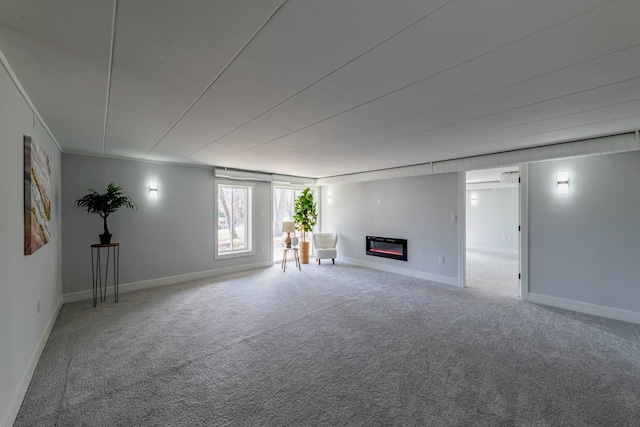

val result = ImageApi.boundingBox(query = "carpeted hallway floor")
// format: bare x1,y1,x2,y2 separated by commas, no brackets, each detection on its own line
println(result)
466,248,519,298
15,263,640,426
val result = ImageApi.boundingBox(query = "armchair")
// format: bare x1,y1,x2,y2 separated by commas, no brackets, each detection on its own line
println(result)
312,233,338,265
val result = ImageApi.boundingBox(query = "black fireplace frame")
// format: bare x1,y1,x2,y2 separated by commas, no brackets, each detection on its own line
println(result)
366,236,408,261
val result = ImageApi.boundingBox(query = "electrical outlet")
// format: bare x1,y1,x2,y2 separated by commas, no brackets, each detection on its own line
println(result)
438,256,444,264
450,212,457,221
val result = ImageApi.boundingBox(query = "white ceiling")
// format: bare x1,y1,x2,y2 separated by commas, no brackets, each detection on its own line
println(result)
1,0,639,178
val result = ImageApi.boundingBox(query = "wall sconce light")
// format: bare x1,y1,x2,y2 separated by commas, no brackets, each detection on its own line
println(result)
557,171,569,194
471,193,478,205
149,181,158,198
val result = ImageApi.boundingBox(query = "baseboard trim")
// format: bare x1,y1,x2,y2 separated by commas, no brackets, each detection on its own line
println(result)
467,245,518,255
2,296,63,427
340,257,459,287
527,293,640,325
63,261,274,303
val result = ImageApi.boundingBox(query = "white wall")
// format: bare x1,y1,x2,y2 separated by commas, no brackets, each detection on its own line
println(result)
0,59,62,426
321,173,460,285
466,188,518,253
528,151,640,314
62,154,273,296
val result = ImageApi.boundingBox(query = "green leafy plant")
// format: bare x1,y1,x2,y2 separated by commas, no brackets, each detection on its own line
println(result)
293,188,317,242
75,182,136,242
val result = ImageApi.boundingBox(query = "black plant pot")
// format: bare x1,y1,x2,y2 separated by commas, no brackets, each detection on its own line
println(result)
99,233,112,245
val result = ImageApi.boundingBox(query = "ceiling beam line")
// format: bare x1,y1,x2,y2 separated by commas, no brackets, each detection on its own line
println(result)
144,0,289,158
187,0,456,158
284,44,640,158
101,0,118,155
219,0,620,160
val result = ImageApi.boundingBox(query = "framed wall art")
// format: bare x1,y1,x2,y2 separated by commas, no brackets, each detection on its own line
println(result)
24,135,52,255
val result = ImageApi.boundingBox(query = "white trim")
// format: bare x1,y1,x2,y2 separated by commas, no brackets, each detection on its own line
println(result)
272,174,318,186
269,182,274,263
214,249,256,261
2,296,63,427
341,256,458,287
519,164,529,301
63,261,273,303
0,48,62,153
466,245,518,255
214,181,255,260
65,151,217,169
457,171,466,288
214,168,273,182
527,293,640,325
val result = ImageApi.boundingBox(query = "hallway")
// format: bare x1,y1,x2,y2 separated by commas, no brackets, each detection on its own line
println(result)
466,248,519,298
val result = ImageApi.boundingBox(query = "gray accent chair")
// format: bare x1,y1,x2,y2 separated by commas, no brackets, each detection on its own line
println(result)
313,233,338,265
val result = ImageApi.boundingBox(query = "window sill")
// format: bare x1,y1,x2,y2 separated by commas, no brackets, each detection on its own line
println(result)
215,249,255,261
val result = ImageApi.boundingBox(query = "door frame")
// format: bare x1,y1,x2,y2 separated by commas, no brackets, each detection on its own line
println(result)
459,166,528,299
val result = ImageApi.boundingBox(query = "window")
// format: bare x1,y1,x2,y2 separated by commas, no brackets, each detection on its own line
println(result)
215,182,253,259
273,186,317,260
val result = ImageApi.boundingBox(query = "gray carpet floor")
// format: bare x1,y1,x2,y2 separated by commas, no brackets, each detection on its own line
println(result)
466,249,519,298
15,263,640,426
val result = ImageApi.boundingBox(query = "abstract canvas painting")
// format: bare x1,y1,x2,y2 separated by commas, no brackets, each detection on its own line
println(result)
24,135,52,255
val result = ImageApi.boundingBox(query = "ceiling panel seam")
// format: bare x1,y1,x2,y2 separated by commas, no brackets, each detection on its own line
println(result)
221,0,621,159
0,47,62,152
317,132,639,184
326,81,640,154
417,96,640,148
285,108,640,175
143,0,289,158
436,112,640,153
357,113,640,170
0,21,104,56
102,0,118,155
244,96,640,163
287,42,640,156
187,0,456,158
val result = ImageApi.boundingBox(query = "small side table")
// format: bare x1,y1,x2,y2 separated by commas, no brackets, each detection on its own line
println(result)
91,243,120,307
281,247,301,272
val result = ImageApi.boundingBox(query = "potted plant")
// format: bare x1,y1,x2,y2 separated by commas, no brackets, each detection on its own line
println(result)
293,188,318,264
75,182,136,244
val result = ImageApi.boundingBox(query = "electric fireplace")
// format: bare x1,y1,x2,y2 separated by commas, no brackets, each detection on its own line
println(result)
366,236,408,261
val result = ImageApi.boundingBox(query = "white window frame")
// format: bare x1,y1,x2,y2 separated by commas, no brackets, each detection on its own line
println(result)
272,184,319,262
215,180,255,260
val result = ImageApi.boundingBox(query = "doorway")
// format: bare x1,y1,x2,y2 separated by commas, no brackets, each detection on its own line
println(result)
465,167,520,298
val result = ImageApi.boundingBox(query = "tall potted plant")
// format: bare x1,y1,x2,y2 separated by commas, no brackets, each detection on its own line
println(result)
293,188,318,264
75,182,137,244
